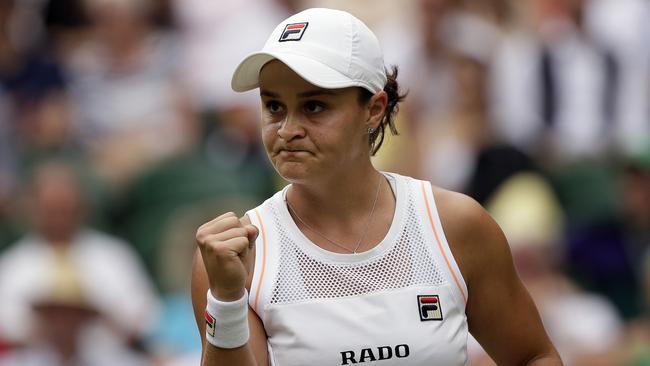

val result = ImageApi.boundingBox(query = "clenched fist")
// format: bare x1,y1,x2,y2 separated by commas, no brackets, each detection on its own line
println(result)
196,212,259,301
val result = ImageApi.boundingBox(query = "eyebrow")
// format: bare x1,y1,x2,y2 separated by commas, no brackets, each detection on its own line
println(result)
260,90,279,98
260,89,337,98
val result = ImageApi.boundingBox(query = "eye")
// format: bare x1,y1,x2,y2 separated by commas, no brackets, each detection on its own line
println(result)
265,101,284,114
304,101,324,114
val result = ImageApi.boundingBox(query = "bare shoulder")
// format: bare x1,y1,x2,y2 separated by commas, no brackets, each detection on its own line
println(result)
430,186,487,231
430,185,511,286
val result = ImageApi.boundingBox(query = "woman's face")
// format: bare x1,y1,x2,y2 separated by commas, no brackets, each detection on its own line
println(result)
258,61,372,183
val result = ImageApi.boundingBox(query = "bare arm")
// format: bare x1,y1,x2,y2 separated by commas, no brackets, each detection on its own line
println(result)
434,188,563,366
191,213,269,366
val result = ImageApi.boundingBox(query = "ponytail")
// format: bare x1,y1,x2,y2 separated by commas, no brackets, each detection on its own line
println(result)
359,66,407,155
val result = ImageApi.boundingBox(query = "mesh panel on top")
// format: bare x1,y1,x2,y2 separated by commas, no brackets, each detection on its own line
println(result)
269,185,447,305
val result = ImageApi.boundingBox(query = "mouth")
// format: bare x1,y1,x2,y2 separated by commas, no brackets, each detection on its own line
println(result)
279,149,306,154
277,147,309,154
276,148,311,158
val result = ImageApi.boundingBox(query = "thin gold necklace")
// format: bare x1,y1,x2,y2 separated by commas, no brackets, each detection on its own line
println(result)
285,175,382,254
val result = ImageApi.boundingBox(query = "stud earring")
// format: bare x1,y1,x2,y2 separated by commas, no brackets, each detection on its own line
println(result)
368,127,376,134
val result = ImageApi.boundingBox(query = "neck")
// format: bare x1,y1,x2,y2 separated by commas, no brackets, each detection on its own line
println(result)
285,161,397,255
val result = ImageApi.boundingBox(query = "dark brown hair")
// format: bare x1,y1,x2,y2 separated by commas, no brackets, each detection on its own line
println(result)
358,66,407,156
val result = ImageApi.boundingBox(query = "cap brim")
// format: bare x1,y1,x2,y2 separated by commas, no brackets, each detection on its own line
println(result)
231,51,365,92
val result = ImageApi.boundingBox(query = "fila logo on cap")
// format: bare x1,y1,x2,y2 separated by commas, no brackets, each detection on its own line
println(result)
417,295,443,321
279,22,308,42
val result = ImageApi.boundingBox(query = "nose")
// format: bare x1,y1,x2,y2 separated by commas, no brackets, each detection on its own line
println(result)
277,112,305,141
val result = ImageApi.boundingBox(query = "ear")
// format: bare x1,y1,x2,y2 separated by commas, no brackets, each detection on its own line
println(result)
366,91,388,130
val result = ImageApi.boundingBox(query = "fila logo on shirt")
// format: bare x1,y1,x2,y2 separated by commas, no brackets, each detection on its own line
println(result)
418,295,443,321
279,22,308,42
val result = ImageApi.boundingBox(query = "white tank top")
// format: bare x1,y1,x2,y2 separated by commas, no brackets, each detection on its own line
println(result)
246,172,469,366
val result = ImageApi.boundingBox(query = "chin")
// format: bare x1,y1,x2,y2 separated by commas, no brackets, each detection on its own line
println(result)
274,161,315,184
276,166,308,183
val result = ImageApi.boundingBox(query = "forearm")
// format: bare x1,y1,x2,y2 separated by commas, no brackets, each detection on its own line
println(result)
193,217,267,366
202,342,259,366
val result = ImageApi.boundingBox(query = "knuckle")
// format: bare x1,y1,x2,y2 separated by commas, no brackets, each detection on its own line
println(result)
217,211,233,219
195,230,207,244
222,216,241,228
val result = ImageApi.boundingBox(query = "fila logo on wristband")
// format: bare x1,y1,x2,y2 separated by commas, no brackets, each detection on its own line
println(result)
205,310,216,337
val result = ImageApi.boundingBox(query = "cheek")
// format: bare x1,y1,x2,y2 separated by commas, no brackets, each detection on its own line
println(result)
332,112,368,152
317,130,365,164
261,124,277,152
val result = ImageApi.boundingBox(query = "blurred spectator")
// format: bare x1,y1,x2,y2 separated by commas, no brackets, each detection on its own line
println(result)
466,144,537,205
172,0,292,111
0,160,159,365
171,0,297,198
383,0,461,124
43,0,88,57
489,0,646,160
8,77,113,232
375,0,503,188
0,87,20,253
0,0,68,169
550,158,640,319
622,146,650,276
65,0,195,189
309,0,409,32
469,172,625,366
0,0,66,109
0,0,79,253
486,0,642,319
108,109,278,288
585,0,650,155
12,87,81,172
417,54,492,191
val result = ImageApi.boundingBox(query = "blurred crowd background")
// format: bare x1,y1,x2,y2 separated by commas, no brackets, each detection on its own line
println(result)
0,0,648,365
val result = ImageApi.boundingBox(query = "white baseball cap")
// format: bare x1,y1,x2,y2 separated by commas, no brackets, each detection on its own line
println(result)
231,8,387,94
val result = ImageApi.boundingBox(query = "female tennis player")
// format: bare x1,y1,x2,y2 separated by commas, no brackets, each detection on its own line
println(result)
192,8,563,366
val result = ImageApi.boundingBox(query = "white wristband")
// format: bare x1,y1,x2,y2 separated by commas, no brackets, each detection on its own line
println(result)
205,289,249,349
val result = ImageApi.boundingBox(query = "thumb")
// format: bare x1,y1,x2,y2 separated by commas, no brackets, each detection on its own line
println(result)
245,224,259,244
